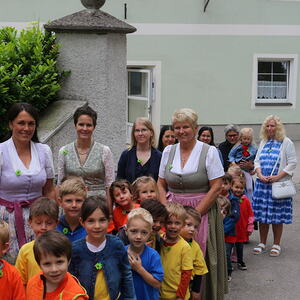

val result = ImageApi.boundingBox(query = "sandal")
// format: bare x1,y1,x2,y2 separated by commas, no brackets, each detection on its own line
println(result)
253,243,266,255
270,244,281,257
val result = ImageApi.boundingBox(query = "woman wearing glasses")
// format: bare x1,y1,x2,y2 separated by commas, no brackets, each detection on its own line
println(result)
218,124,240,171
117,117,161,183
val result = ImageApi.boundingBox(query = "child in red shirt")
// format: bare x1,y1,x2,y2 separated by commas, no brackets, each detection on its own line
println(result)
110,179,140,231
0,221,25,300
225,177,254,272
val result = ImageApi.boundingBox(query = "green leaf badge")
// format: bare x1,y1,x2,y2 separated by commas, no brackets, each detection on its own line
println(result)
95,262,102,270
137,159,142,164
168,164,173,170
62,149,69,155
0,269,3,278
15,170,21,176
63,228,69,235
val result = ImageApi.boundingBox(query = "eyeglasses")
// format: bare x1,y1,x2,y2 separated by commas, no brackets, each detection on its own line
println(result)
227,134,238,138
134,128,149,134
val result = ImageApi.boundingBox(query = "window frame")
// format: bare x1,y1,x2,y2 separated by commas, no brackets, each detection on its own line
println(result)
252,54,298,107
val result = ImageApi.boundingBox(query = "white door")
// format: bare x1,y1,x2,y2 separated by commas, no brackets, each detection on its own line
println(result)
127,69,153,143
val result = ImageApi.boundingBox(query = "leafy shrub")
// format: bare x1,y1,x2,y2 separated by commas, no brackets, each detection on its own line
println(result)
0,25,68,141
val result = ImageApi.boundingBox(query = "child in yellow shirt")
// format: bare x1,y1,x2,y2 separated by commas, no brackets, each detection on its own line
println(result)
160,202,193,300
15,197,59,285
181,206,208,300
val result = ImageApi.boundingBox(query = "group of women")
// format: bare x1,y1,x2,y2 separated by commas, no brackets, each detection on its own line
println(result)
0,102,297,300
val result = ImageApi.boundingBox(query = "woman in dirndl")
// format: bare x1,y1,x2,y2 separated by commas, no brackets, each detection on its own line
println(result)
252,115,297,257
157,108,227,300
0,103,55,260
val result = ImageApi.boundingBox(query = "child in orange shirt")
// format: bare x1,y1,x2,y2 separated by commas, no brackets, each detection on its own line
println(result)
110,179,140,231
132,176,160,203
26,230,88,300
0,221,26,300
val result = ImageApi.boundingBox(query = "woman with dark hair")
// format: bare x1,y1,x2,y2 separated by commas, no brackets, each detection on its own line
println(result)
117,117,161,183
198,126,216,146
198,126,224,166
0,102,55,259
57,105,115,201
157,125,176,152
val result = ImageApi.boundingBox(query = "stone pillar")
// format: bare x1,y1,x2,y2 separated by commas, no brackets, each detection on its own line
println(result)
44,0,136,163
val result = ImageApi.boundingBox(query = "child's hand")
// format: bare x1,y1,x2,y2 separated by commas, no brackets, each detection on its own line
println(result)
191,291,201,300
128,253,142,272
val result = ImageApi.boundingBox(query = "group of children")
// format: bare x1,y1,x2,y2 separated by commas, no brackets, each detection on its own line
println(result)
218,168,255,282
1,175,208,300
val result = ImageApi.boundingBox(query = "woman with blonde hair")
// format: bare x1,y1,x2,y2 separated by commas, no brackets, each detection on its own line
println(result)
117,117,161,183
252,115,297,257
157,108,227,300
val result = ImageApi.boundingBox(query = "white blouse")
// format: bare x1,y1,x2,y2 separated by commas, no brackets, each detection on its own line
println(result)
159,141,224,180
0,138,54,178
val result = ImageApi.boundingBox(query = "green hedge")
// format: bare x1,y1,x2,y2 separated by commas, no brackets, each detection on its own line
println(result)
0,25,68,141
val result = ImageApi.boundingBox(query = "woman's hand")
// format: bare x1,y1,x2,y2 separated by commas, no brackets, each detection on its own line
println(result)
257,173,269,183
266,175,280,183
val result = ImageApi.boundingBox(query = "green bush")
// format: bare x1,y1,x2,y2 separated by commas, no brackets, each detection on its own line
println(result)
0,25,68,141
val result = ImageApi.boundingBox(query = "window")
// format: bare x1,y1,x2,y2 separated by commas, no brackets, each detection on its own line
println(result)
127,68,153,143
252,54,298,106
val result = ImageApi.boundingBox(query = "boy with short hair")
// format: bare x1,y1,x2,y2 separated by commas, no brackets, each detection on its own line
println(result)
26,230,88,299
118,199,168,253
0,221,26,300
181,206,208,300
160,202,193,300
16,197,59,285
125,207,164,300
57,176,87,242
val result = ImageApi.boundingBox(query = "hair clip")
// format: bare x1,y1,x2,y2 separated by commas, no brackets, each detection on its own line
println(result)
95,262,103,270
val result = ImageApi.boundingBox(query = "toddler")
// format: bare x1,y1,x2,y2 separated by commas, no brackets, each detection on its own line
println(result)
69,196,136,299
26,230,88,299
180,206,208,300
16,197,59,285
132,176,160,203
228,128,257,200
218,173,232,218
224,177,243,281
57,176,87,242
228,127,257,167
0,221,25,300
110,179,140,231
160,202,193,300
125,208,164,300
226,177,254,268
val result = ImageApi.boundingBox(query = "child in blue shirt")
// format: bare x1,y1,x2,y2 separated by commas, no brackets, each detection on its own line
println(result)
57,176,87,242
125,208,164,300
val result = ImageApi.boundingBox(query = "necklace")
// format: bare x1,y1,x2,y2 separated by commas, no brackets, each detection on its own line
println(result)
78,151,89,155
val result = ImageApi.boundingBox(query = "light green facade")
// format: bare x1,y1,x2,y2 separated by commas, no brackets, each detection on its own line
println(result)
1,0,300,125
